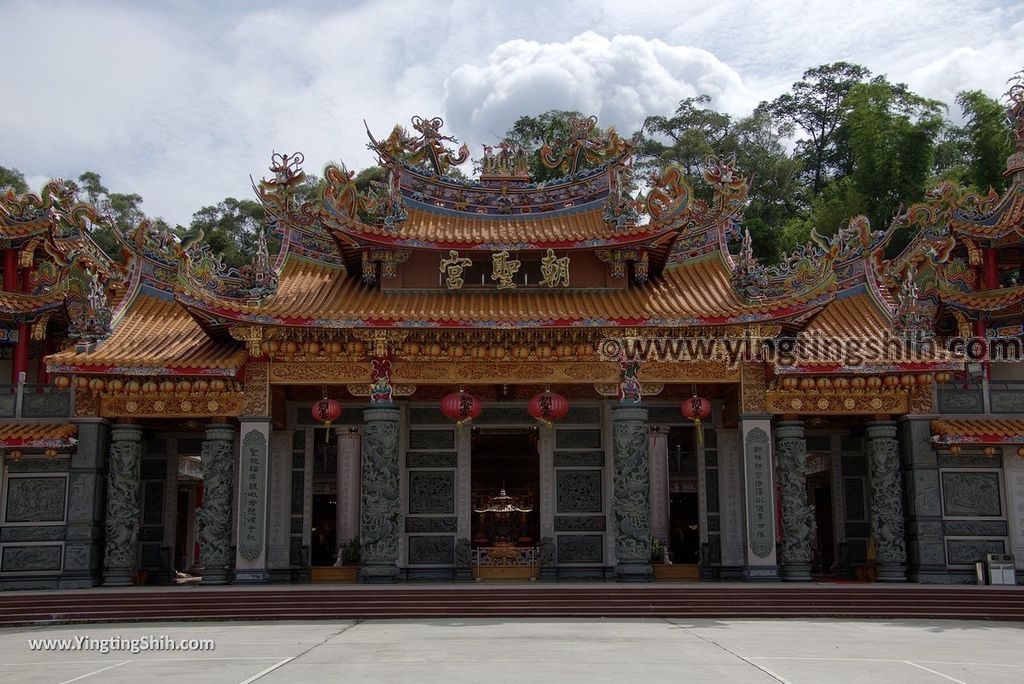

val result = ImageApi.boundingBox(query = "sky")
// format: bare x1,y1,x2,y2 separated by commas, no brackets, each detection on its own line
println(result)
2,0,1022,227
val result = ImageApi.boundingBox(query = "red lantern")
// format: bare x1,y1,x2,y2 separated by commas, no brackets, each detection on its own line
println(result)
312,397,342,442
681,395,712,446
440,390,481,426
528,390,569,426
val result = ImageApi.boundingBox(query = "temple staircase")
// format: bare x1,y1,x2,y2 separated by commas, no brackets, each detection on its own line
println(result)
2,584,1024,626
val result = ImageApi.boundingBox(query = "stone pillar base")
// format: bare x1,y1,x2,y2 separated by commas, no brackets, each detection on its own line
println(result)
102,570,134,587
743,565,780,581
876,564,907,582
233,569,269,584
615,562,653,582
201,568,230,585
781,563,812,581
360,564,399,583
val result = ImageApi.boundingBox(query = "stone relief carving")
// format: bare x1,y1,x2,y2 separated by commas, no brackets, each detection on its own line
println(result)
197,428,234,577
407,471,455,515
1,545,63,572
776,426,812,567
4,477,67,523
557,534,604,563
360,410,400,567
104,430,141,576
945,538,1006,566
941,472,1002,517
556,470,603,513
868,425,907,565
407,535,454,565
612,409,651,567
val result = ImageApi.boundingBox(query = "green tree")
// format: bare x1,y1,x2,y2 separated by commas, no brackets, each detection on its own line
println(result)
723,106,807,262
504,110,611,183
768,62,872,194
844,78,945,230
186,197,265,269
640,95,733,180
954,89,1013,193
0,165,28,194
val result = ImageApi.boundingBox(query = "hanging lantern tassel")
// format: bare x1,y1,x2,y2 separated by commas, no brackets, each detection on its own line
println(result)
681,395,712,448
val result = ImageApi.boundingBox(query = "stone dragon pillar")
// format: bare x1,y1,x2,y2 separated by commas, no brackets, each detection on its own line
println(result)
868,420,907,582
102,424,143,586
776,420,812,581
359,405,401,582
612,406,652,581
198,423,235,585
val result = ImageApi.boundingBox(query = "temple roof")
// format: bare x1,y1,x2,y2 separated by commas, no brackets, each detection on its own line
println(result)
330,201,665,250
176,253,830,329
931,418,1024,446
0,422,77,449
47,290,246,375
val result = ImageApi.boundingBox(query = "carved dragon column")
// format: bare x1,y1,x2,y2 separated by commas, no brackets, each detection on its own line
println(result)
198,423,235,585
868,420,907,582
102,423,143,586
359,405,401,582
612,406,652,581
776,420,812,581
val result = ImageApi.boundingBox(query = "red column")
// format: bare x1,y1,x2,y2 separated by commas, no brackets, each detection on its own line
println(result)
983,249,1000,290
2,249,17,291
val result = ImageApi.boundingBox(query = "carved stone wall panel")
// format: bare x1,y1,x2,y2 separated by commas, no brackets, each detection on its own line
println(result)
1,526,65,541
405,517,457,533
945,538,1006,566
556,470,603,513
553,451,605,468
406,453,457,468
991,389,1024,413
407,471,455,515
944,520,1008,536
941,472,1002,517
407,535,454,565
557,534,604,563
554,516,606,532
4,477,67,523
1,544,63,572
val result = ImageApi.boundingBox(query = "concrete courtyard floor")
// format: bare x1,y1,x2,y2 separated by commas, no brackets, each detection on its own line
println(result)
2,618,1022,684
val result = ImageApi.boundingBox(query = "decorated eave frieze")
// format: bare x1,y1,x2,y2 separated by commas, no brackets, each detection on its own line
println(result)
63,378,245,419
765,374,938,415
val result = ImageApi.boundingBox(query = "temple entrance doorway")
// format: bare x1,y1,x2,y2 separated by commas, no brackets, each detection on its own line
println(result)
470,427,540,579
311,428,338,569
808,469,835,575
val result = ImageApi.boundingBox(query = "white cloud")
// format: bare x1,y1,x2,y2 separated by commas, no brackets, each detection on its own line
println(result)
443,32,749,148
1,1,1022,227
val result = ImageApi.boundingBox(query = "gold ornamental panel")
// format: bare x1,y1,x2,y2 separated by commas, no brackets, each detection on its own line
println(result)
99,392,245,418
765,389,909,415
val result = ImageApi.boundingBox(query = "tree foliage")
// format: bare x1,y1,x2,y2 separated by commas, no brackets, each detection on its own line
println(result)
1,165,29,194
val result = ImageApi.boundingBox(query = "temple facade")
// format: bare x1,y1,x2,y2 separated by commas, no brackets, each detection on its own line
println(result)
0,101,1022,589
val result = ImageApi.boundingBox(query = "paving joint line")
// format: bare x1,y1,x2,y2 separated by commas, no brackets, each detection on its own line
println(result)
660,618,792,683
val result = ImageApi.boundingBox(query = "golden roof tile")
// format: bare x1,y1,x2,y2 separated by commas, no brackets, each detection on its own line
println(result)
339,205,661,248
182,255,826,326
46,293,246,373
0,422,76,447
931,418,1024,445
